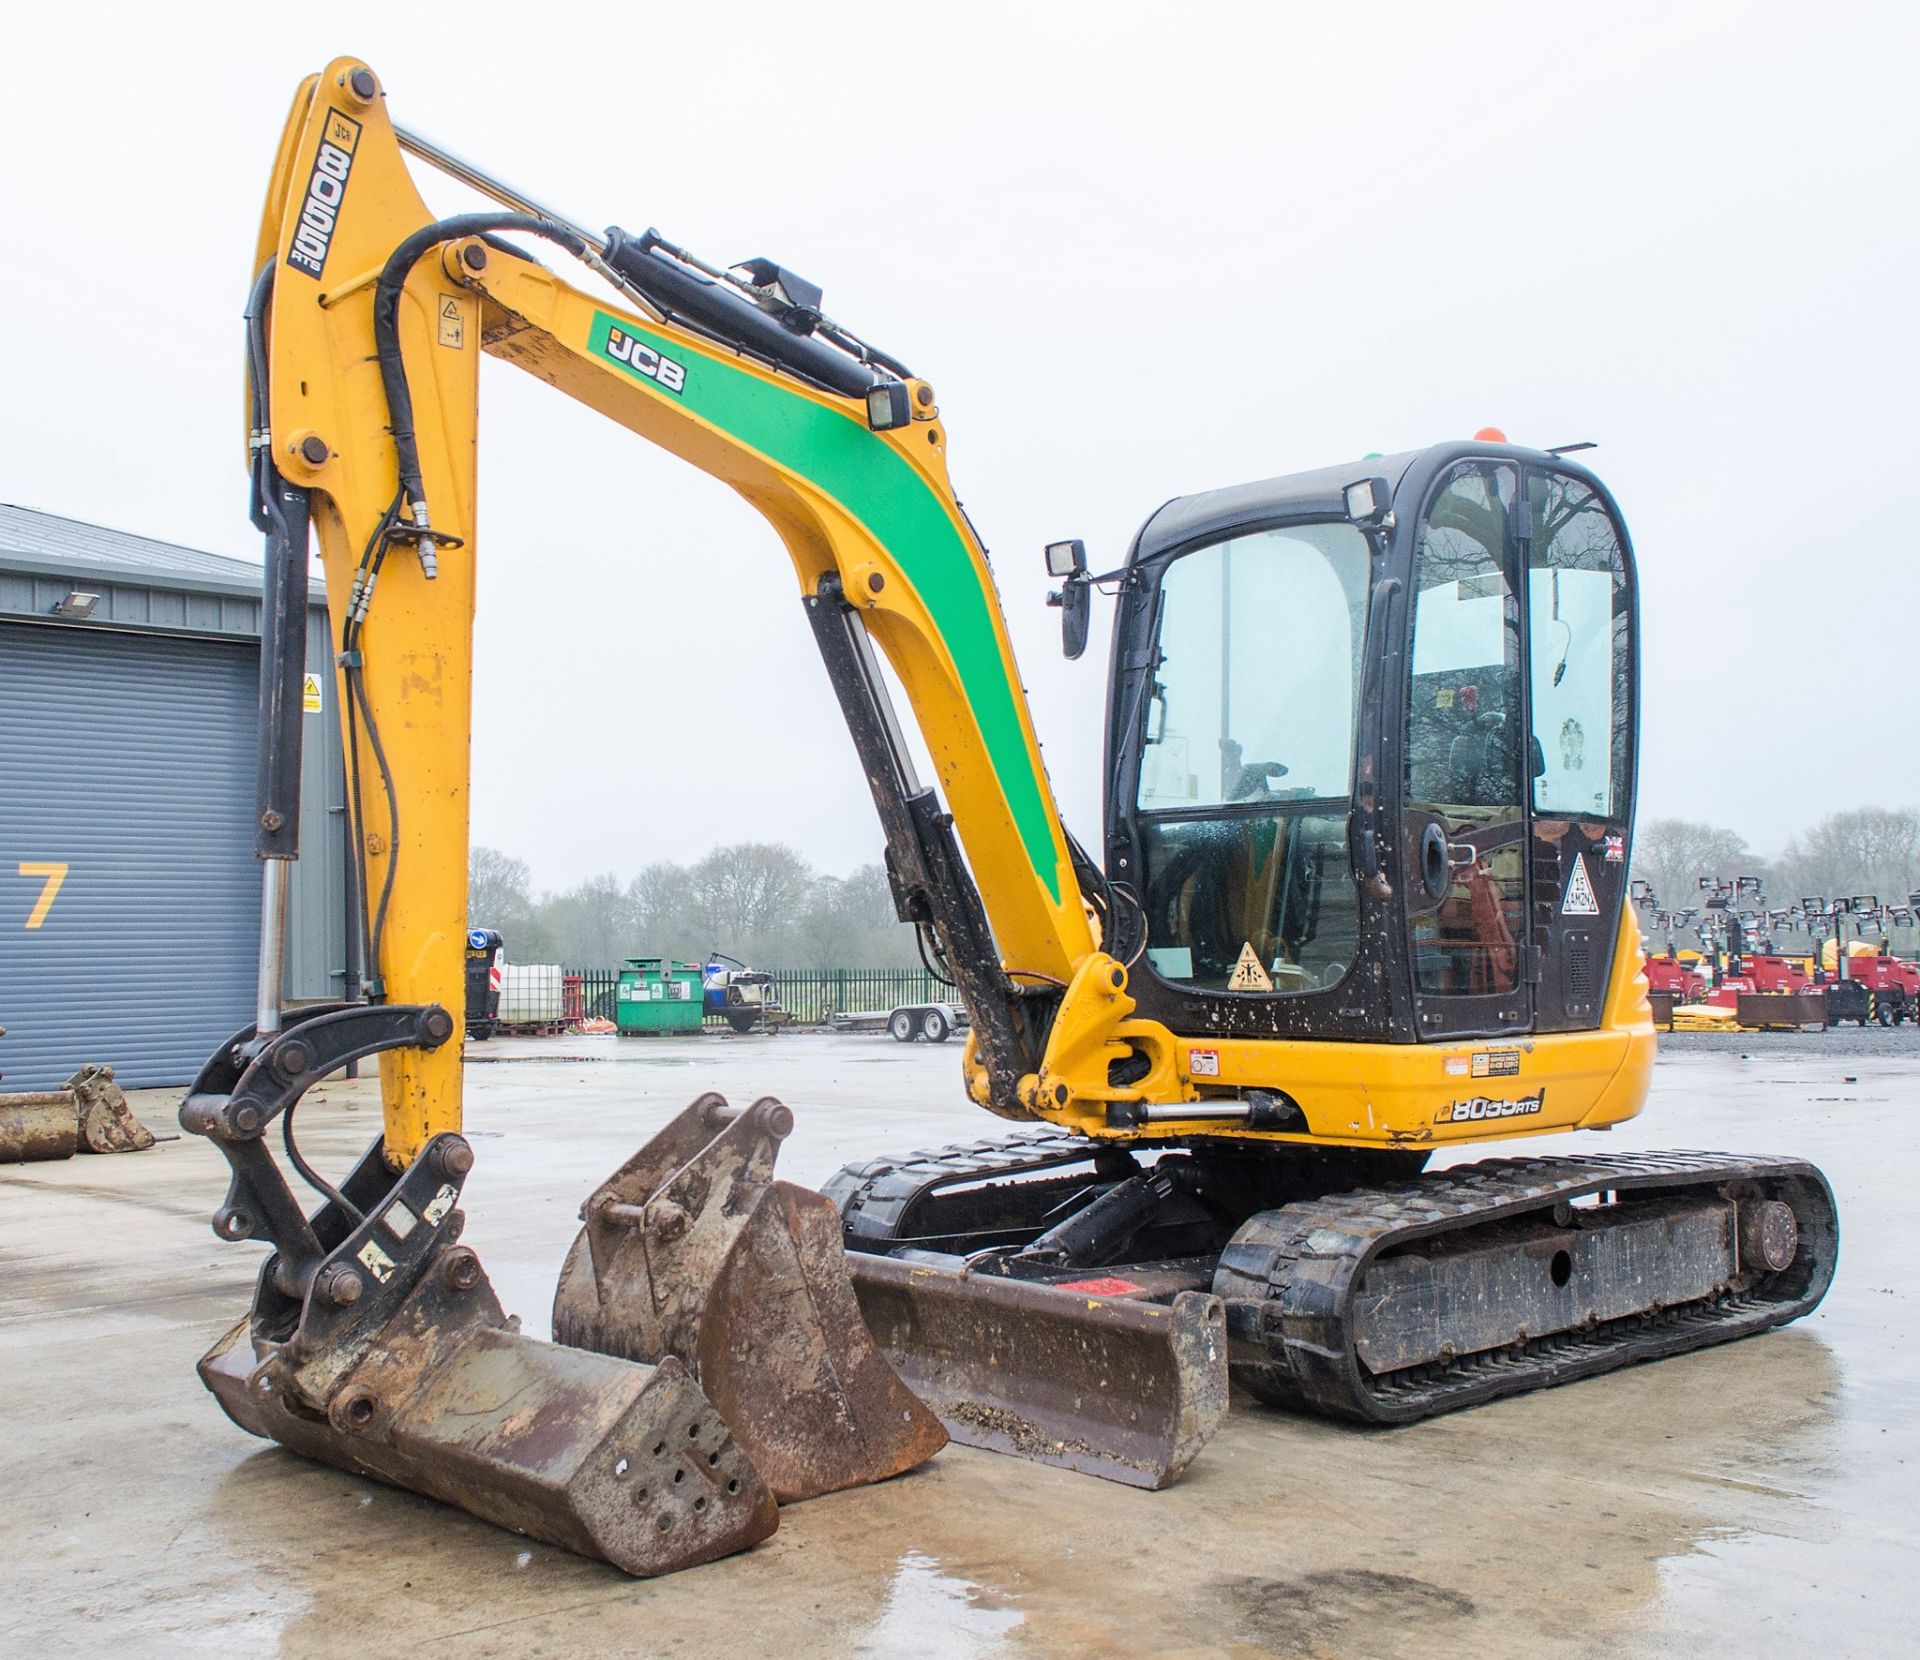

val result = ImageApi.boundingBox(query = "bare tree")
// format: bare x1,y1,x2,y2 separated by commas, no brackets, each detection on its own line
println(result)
685,842,814,946
468,846,533,932
1774,806,1920,907
1629,819,1763,915
1628,819,1764,948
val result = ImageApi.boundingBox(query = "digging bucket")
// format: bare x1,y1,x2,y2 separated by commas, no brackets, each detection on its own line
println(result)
553,1094,948,1503
0,1090,78,1163
194,1130,778,1575
844,1252,1228,1490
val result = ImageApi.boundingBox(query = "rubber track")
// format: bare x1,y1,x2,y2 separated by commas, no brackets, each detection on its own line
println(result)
827,1138,1840,1427
824,1127,1094,1247
1216,1150,1840,1425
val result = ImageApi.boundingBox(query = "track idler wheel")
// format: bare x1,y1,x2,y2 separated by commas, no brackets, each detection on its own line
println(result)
553,1094,948,1503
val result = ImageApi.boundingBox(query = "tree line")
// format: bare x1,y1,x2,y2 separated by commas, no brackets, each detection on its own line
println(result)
470,803,1920,970
469,843,922,970
1632,805,1920,949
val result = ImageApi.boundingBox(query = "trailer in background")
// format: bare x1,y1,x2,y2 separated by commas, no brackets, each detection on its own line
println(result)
828,1001,970,1044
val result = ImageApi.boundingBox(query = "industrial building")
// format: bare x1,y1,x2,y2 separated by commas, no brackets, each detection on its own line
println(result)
0,504,348,1089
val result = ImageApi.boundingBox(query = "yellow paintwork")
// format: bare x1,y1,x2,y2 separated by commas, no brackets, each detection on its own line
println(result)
1015,900,1655,1146
253,60,1654,1165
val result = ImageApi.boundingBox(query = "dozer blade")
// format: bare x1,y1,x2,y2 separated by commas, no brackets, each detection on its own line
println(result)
553,1094,948,1503
67,1065,156,1154
0,1089,78,1163
195,1131,778,1576
845,1253,1228,1490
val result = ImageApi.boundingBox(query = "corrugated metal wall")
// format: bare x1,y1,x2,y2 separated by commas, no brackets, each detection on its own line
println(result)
287,603,350,1006
0,622,259,1088
1,510,351,1089
0,614,347,1091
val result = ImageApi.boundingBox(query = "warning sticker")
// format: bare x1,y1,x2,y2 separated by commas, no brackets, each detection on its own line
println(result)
302,672,323,714
1563,853,1601,916
438,295,465,349
1057,1277,1144,1297
1189,1048,1220,1077
1471,1049,1522,1079
422,1183,459,1226
356,1239,397,1283
1229,942,1273,992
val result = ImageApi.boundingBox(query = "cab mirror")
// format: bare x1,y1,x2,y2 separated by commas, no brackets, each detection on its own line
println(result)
1047,575,1091,660
1044,539,1087,578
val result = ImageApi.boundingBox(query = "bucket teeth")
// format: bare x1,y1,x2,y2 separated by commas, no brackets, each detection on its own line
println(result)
194,1133,779,1576
553,1094,947,1502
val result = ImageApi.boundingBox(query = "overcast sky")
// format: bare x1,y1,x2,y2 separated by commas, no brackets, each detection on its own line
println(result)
3,3,1912,888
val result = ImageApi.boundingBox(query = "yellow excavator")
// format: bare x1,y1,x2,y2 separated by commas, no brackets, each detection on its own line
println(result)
186,58,1839,1577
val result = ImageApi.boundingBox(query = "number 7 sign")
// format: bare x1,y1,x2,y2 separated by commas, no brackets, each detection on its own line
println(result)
19,862,69,929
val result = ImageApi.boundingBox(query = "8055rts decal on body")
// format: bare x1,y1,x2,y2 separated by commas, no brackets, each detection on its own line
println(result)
1436,1090,1545,1124
285,109,362,279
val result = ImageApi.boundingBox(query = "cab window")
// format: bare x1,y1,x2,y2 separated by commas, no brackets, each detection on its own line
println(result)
1526,474,1629,819
1134,523,1370,994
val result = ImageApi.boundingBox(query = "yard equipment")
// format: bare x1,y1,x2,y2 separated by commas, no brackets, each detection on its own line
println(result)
463,928,502,1039
185,59,1838,1575
1819,944,1918,1025
703,956,788,1034
0,1034,154,1161
616,957,705,1035
826,1000,969,1042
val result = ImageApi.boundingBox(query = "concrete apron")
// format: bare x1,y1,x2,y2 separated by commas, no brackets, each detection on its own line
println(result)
2,1030,1914,1659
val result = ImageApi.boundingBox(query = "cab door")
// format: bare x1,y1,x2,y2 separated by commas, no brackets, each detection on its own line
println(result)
1519,469,1637,1032
1401,459,1533,1038
1399,457,1638,1041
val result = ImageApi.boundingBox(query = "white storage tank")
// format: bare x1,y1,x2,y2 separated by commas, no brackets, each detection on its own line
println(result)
497,963,563,1024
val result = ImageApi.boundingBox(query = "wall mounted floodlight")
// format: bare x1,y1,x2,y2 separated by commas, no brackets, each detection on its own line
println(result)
53,590,100,618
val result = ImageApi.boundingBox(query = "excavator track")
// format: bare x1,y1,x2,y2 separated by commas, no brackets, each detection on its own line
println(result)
830,1136,1840,1430
828,1127,1095,1251
1216,1150,1839,1425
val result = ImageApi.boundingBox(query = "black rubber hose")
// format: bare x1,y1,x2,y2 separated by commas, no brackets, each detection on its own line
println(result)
372,211,587,505
245,261,275,533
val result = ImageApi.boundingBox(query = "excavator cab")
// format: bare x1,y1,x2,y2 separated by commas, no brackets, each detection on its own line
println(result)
1104,442,1638,1048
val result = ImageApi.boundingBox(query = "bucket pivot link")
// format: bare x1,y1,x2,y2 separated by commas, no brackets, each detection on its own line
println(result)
184,1008,777,1575
553,1093,948,1502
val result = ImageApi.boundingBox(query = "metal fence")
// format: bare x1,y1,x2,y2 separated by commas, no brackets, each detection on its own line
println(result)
562,965,949,1027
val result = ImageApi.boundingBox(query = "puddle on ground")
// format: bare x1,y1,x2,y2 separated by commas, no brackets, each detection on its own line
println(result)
853,1549,1024,1659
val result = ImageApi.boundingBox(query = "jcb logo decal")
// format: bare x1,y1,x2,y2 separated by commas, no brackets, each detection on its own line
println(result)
601,325,687,394
285,109,362,279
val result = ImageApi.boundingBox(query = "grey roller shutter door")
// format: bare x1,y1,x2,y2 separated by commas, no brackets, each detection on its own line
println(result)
0,622,257,1089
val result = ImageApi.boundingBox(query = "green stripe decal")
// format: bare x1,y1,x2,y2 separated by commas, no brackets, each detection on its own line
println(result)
588,310,1061,905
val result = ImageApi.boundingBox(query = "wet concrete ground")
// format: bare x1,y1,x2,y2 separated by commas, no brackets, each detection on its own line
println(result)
2,1030,1913,1658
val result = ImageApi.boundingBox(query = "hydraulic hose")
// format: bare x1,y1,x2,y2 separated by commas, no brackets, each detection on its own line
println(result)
371,211,588,510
